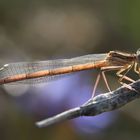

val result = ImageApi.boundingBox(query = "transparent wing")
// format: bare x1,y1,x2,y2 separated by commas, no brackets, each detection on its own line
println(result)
0,53,107,85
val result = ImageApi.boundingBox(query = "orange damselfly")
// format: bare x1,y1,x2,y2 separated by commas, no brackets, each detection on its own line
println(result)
0,49,140,96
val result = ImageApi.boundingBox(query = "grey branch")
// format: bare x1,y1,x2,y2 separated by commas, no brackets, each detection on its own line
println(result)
36,80,140,128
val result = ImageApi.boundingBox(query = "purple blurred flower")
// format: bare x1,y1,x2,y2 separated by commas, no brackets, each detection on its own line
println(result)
9,70,118,134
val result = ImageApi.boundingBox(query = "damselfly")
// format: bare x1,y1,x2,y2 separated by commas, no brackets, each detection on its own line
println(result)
0,49,140,97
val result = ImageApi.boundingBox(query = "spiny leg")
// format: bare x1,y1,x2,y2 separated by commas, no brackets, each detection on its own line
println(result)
91,66,124,98
82,73,102,106
91,70,111,98
91,72,101,98
101,65,135,93
91,64,136,98
101,71,111,92
116,64,137,92
116,64,135,84
98,66,126,96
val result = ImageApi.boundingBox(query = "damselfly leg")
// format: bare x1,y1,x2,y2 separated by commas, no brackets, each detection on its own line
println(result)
91,62,138,98
91,71,111,98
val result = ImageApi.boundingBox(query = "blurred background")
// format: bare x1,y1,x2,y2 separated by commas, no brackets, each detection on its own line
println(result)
0,0,140,140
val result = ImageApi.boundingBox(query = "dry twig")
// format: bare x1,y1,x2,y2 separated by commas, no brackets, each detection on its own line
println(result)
36,80,140,128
